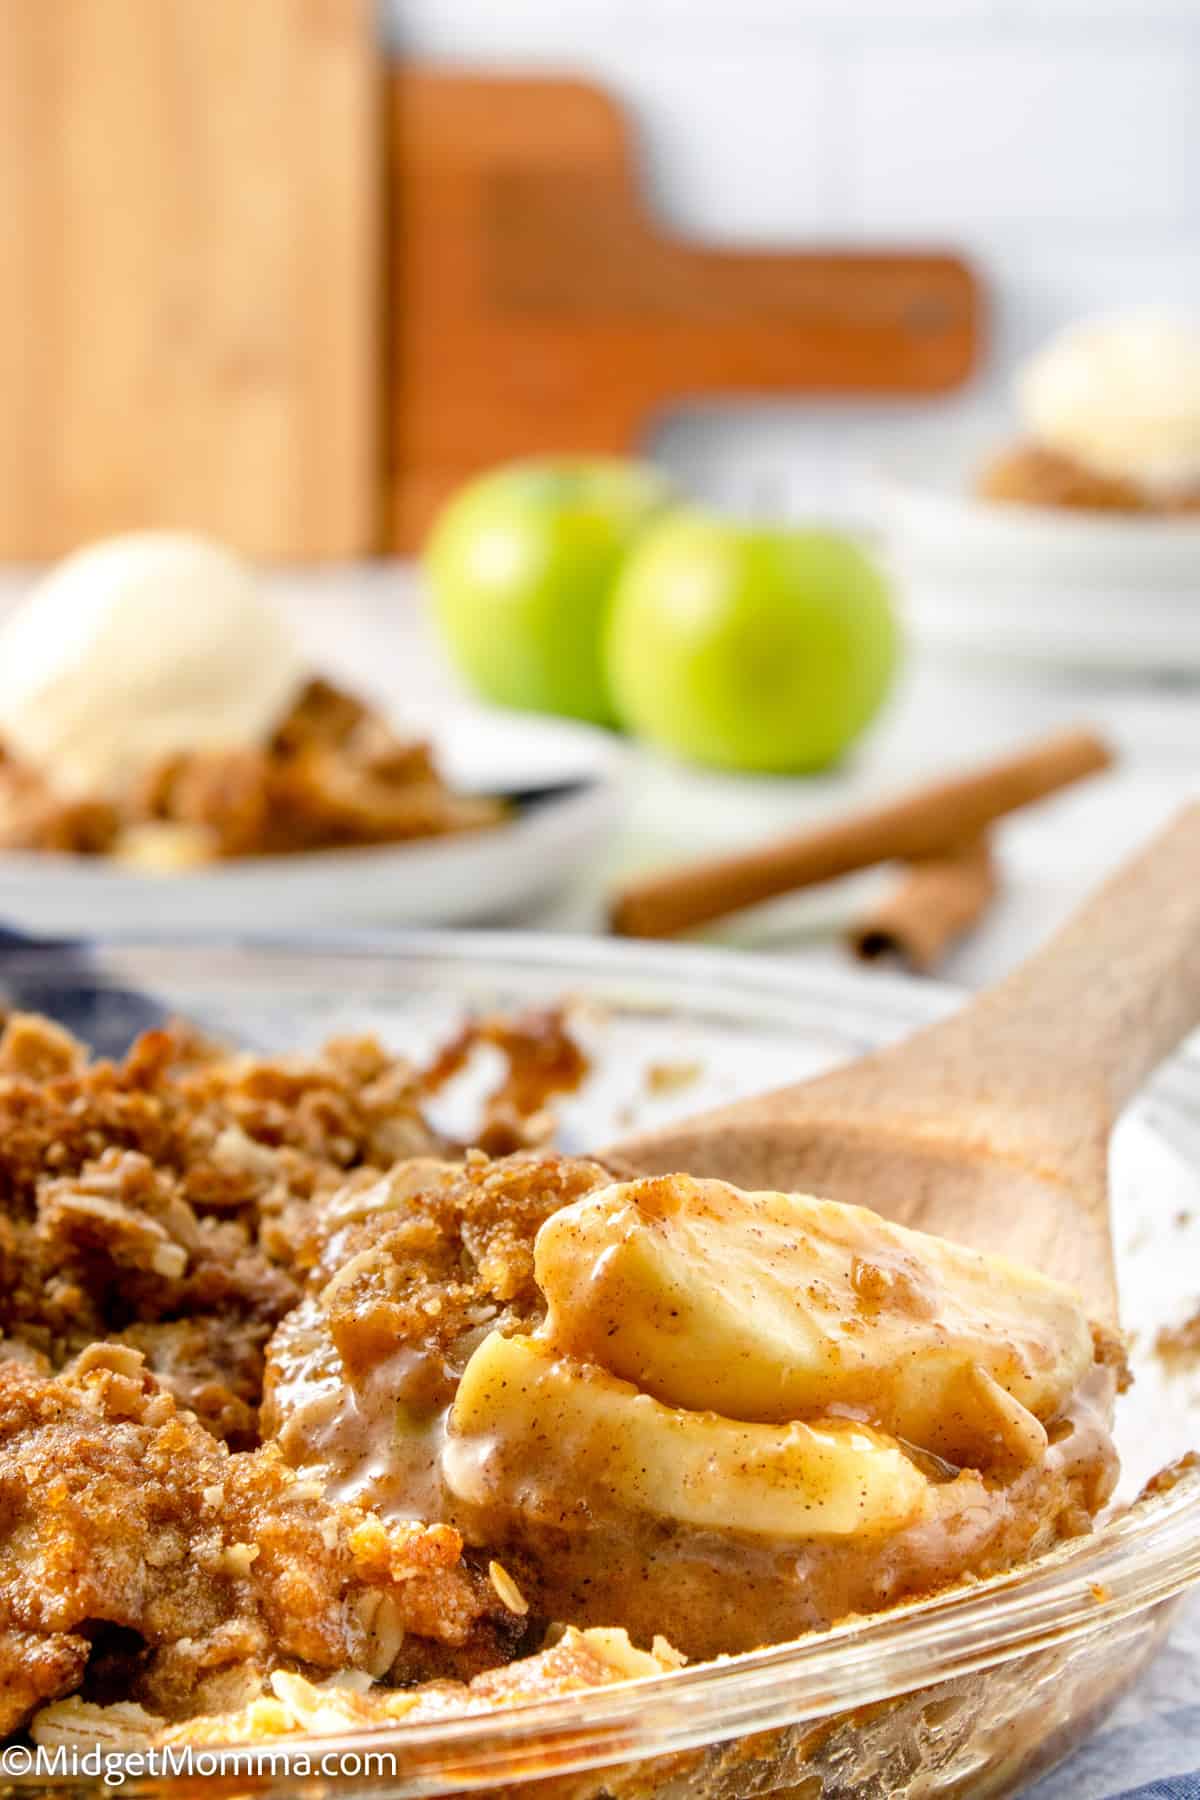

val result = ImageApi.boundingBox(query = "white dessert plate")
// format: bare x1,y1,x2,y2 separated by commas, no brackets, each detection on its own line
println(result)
879,457,1200,670
0,705,625,934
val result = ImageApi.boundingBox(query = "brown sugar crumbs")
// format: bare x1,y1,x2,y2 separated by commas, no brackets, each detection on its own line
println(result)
1155,1310,1200,1365
0,1006,589,1736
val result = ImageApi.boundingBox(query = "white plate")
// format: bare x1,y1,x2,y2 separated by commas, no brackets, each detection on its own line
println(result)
0,706,625,933
879,458,1200,669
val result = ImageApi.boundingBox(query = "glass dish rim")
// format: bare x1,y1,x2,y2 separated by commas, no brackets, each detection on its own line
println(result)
5,927,1200,1789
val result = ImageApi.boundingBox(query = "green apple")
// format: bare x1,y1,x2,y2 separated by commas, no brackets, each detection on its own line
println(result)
425,458,674,725
606,511,899,772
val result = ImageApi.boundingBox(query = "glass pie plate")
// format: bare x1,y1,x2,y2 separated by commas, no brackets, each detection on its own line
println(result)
3,930,1200,1800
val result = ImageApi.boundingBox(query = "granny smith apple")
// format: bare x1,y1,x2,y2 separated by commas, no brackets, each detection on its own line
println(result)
425,458,674,725
606,511,899,772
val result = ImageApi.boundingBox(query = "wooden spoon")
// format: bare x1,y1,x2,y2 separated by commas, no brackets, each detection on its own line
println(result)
606,804,1200,1322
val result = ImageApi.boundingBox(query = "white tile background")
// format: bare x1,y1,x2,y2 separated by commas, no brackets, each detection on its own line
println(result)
384,0,1200,518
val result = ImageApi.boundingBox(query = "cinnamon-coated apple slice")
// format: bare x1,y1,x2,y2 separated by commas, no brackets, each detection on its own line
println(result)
445,1330,927,1540
534,1175,1093,1467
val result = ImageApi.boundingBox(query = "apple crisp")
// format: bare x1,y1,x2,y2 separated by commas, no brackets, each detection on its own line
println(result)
976,443,1200,515
0,678,504,865
267,1164,1123,1662
0,1008,1124,1748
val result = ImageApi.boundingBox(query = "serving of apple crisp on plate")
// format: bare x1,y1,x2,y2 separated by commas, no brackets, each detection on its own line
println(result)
0,674,505,868
0,535,507,868
0,534,621,934
0,936,1198,1797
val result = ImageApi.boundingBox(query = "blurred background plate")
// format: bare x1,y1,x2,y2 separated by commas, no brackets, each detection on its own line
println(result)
881,459,1200,670
0,706,625,934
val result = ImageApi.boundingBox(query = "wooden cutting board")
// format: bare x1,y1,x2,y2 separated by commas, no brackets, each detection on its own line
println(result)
0,40,982,563
0,0,377,562
387,72,984,550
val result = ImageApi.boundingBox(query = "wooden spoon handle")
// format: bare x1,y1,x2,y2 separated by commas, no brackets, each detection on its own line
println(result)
608,810,1200,1321
896,802,1200,1118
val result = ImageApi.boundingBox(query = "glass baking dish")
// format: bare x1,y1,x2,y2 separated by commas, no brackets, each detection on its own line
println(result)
2,931,1199,1800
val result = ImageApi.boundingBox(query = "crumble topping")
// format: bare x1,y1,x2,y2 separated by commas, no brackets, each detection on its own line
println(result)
0,1347,520,1735
0,1004,589,1738
31,1627,682,1750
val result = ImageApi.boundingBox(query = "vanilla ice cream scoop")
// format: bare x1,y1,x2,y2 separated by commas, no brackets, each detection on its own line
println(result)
0,532,306,795
1018,309,1200,492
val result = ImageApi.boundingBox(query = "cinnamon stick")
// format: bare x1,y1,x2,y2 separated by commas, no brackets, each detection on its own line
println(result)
609,727,1113,940
848,836,997,973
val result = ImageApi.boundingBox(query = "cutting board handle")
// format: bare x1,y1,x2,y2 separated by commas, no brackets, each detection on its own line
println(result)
389,71,984,548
